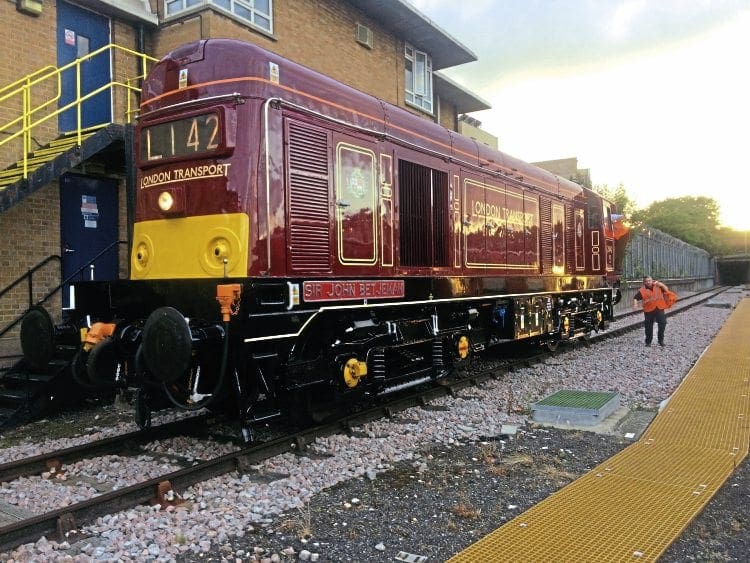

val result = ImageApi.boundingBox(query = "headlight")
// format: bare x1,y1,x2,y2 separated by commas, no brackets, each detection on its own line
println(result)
158,191,174,212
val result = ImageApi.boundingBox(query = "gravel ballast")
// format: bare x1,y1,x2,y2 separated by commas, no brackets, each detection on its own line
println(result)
1,290,748,562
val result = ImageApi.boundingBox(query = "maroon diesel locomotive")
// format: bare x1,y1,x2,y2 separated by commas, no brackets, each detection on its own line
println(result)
24,39,622,438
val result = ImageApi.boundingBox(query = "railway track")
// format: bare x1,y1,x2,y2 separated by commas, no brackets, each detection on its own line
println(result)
0,414,216,483
0,286,731,552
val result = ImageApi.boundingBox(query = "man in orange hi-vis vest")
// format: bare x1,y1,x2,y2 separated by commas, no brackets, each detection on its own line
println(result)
632,276,670,347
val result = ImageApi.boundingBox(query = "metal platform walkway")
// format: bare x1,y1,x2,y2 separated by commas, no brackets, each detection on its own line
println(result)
450,298,750,563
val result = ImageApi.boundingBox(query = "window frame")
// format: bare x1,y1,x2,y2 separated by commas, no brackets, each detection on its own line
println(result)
164,0,273,34
404,43,433,114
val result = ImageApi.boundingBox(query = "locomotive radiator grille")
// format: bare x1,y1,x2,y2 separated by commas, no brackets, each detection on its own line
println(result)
286,120,331,271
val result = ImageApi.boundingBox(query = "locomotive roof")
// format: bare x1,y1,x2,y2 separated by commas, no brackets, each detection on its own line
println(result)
141,39,595,204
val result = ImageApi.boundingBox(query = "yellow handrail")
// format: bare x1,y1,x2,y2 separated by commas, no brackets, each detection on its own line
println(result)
0,65,56,98
0,43,158,180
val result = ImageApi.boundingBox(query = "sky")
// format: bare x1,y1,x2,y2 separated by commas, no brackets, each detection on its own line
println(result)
406,0,750,230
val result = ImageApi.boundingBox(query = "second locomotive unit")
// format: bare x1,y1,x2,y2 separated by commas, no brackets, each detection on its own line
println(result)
24,39,622,438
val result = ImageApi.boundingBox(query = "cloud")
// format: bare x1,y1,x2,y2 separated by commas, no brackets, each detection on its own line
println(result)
405,1,750,228
606,0,647,40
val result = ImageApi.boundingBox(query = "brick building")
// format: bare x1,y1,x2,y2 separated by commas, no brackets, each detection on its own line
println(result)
533,157,592,189
0,0,490,356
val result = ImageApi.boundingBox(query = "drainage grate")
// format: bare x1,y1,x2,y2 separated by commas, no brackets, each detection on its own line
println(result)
532,390,620,426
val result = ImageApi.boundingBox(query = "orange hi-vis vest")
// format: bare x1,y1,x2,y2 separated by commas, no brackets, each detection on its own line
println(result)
638,286,667,312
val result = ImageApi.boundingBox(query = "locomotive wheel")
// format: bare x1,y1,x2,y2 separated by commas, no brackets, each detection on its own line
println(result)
20,306,55,371
70,349,113,396
162,349,227,411
545,339,560,352
71,349,92,388
86,338,119,389
141,307,192,384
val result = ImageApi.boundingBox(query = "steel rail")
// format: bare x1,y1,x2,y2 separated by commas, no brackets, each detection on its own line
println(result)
0,414,211,483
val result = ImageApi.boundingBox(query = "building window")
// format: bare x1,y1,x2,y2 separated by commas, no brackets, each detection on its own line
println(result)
405,43,433,114
165,0,273,33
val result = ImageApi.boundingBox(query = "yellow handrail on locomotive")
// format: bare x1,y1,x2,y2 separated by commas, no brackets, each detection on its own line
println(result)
0,44,158,178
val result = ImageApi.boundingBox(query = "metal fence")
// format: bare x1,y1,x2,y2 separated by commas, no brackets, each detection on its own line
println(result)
616,225,715,313
622,226,714,280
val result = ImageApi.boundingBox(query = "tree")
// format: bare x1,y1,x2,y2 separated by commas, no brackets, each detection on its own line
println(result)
715,227,749,256
593,183,636,217
631,196,726,255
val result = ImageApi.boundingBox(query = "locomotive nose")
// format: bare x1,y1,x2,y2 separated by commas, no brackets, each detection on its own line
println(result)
141,307,193,383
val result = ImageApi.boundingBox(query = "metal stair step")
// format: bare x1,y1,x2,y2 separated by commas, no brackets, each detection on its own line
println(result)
1,133,92,186
0,168,25,180
0,164,41,180
48,132,94,148
30,146,71,158
14,153,62,168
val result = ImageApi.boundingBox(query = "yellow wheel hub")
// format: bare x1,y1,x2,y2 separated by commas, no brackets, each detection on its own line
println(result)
343,358,367,388
457,336,470,359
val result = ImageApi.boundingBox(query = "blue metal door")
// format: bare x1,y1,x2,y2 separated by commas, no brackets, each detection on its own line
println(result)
57,1,111,132
60,174,119,309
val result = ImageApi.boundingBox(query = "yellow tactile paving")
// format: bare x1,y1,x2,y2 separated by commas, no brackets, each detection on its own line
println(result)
450,298,750,563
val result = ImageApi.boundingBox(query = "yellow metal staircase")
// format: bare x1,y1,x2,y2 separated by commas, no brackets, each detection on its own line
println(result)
0,44,157,211
0,132,93,189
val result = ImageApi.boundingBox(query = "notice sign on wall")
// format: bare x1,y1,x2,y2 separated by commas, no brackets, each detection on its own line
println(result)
81,195,99,229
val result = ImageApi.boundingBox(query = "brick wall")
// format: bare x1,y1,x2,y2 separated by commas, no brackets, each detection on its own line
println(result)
152,0,436,120
0,1,58,169
0,182,63,328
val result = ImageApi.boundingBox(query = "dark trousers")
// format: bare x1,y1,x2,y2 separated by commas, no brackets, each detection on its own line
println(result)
644,308,667,345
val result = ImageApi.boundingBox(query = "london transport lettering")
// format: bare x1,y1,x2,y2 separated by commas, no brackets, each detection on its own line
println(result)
471,199,531,229
139,164,231,189
303,280,405,302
